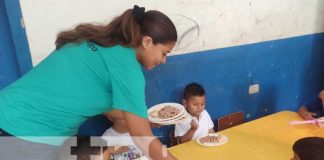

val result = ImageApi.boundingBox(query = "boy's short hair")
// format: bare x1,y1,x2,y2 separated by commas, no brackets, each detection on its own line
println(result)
293,137,324,160
183,82,205,100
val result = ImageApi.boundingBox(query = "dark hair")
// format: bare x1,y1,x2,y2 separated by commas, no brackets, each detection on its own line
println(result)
293,137,324,160
183,82,205,100
60,136,108,160
55,6,177,49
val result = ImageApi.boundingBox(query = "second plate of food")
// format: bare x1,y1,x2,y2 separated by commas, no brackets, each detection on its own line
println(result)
196,133,228,147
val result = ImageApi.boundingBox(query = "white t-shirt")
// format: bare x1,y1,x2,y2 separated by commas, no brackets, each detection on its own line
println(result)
175,110,214,140
102,128,135,146
102,128,143,160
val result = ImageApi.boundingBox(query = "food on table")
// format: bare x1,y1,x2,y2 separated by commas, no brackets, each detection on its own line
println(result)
199,135,222,144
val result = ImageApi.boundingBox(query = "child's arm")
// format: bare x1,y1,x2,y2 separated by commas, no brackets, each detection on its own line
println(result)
102,146,115,160
177,118,199,143
208,128,215,133
177,128,197,144
122,111,177,160
298,106,317,120
103,146,129,159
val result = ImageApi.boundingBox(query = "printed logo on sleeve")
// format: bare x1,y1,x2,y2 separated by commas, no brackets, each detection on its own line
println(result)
86,41,98,52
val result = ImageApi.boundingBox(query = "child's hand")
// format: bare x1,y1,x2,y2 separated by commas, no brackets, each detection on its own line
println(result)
302,111,317,120
316,117,324,128
190,117,199,129
112,146,129,154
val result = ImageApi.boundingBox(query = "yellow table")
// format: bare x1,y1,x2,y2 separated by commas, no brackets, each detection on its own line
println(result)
168,111,324,160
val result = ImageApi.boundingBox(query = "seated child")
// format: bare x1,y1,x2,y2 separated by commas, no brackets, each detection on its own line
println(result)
102,111,144,160
298,90,324,127
61,110,159,160
175,82,215,144
291,137,324,160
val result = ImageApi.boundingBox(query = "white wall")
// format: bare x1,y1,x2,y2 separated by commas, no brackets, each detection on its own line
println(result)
20,0,324,65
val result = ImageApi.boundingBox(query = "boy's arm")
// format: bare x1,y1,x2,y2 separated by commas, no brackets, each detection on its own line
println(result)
319,90,324,105
122,111,177,160
177,127,197,143
299,93,324,120
177,118,199,143
103,147,114,160
208,128,216,133
298,105,317,120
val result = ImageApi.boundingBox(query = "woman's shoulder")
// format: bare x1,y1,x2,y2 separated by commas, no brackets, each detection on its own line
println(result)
98,44,135,55
97,44,140,70
51,41,92,56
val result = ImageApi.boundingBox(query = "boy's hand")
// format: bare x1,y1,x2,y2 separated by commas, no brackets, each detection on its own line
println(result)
115,146,129,154
316,117,324,128
298,106,317,120
302,111,317,120
107,146,129,155
190,117,199,129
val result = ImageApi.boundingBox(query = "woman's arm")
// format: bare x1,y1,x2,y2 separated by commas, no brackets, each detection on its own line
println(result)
122,111,177,160
104,110,124,120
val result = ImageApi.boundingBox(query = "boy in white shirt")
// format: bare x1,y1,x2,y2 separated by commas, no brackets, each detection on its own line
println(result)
102,111,144,160
175,82,215,143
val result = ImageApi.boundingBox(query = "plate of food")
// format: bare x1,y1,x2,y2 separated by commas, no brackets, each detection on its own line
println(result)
148,103,185,122
196,133,228,147
155,112,192,125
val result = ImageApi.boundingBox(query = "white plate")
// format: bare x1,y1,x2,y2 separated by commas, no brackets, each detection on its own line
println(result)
148,103,185,122
196,133,228,147
154,112,192,125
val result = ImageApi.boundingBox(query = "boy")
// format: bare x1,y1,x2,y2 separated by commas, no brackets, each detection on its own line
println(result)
175,82,215,143
291,137,324,160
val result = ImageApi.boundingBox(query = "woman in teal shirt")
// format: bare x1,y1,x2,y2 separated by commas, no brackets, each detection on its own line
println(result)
0,5,177,160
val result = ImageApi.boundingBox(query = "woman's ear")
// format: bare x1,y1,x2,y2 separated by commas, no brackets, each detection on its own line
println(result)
141,36,153,49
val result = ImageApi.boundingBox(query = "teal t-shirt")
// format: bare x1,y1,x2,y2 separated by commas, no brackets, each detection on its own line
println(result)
0,41,147,145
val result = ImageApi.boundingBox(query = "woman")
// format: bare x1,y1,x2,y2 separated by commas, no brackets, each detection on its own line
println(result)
0,5,177,160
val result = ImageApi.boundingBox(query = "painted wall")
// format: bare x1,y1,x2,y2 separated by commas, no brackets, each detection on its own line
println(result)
0,0,32,89
19,0,324,65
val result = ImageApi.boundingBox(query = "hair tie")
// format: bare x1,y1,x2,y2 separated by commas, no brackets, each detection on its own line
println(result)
133,5,145,22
